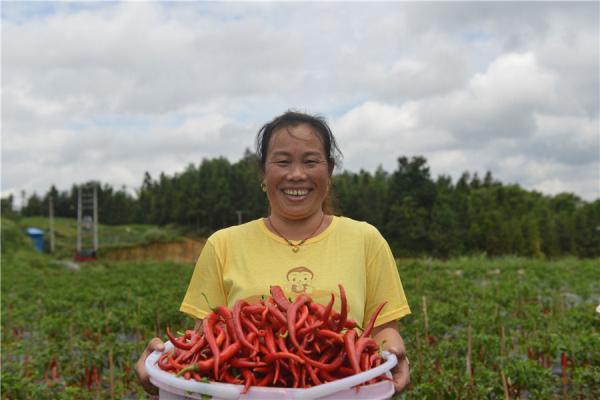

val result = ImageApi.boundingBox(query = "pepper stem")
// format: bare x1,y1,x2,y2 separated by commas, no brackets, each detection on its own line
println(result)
200,293,216,312
176,364,199,377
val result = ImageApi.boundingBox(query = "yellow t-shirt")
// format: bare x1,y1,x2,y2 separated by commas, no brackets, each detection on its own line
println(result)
180,216,411,328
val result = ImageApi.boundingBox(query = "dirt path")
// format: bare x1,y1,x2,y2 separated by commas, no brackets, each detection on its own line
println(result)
102,238,205,264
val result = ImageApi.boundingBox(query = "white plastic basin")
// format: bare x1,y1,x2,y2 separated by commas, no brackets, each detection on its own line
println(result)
146,341,397,400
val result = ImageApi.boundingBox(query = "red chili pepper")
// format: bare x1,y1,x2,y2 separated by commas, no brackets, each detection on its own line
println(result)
316,329,344,343
44,371,53,387
266,302,287,326
360,352,370,371
360,301,387,338
175,336,207,363
331,316,357,330
243,304,266,314
178,341,242,375
264,351,305,364
215,305,236,341
318,346,339,363
85,367,93,390
344,330,361,374
321,293,335,326
203,312,221,378
260,305,270,325
215,325,226,348
287,295,312,351
158,353,175,371
355,337,379,357
158,284,387,389
300,363,307,387
305,362,322,386
256,371,275,387
264,327,277,354
317,368,338,383
233,300,255,351
561,352,568,385
297,320,324,337
294,304,310,330
230,359,268,368
336,284,348,332
300,350,345,371
270,285,292,311
338,366,355,376
92,365,100,387
241,369,254,394
273,359,281,385
241,313,260,334
221,368,242,384
166,327,195,350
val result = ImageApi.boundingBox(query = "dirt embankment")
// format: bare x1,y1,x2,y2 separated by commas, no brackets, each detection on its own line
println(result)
102,238,205,264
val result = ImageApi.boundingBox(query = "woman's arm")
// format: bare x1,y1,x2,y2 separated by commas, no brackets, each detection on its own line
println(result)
194,318,203,334
135,319,203,396
372,320,410,394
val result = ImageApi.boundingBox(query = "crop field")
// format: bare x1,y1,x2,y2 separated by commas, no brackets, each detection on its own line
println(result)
1,219,599,399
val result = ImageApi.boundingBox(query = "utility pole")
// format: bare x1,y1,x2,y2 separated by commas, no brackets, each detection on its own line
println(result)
236,210,243,225
49,195,55,253
76,183,99,260
20,190,26,218
77,186,82,253
93,184,98,252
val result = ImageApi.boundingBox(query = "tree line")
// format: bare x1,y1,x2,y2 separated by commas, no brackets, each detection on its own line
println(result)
4,151,599,258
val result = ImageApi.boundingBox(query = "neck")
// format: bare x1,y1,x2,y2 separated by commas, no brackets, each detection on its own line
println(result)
268,211,327,241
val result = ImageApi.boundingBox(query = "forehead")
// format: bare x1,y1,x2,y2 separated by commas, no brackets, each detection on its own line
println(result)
268,123,326,155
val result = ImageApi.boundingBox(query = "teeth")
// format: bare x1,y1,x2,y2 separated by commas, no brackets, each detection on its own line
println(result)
283,189,309,196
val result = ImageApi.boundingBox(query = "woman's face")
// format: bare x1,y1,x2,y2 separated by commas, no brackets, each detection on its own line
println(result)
264,123,331,221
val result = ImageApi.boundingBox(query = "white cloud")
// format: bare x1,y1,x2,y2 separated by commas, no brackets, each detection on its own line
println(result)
1,1,598,204
425,52,559,143
333,101,455,172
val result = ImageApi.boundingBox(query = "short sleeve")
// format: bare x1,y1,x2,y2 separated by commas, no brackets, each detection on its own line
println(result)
364,230,411,327
179,239,227,320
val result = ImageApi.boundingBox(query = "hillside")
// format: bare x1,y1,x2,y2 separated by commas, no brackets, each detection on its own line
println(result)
3,216,203,262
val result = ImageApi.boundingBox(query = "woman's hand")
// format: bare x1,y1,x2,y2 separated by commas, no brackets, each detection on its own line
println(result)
386,344,410,393
372,320,410,394
135,337,165,396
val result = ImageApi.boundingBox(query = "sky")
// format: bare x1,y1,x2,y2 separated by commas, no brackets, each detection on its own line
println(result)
2,1,599,206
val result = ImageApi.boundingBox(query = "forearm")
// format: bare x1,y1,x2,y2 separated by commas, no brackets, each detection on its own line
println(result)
194,319,203,334
372,321,406,354
371,320,410,393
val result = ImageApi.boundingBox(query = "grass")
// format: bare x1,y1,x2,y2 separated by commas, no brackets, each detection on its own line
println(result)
1,217,599,399
14,216,183,258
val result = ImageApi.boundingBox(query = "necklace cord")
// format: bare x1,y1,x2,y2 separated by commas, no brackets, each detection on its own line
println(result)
268,213,326,250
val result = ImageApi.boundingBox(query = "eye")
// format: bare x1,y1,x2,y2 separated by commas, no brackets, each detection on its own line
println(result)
304,159,320,167
274,160,291,166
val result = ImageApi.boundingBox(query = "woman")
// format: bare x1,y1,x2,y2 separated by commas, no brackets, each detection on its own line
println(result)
136,110,411,396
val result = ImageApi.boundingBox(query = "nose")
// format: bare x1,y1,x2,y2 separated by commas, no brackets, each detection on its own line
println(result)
287,161,307,180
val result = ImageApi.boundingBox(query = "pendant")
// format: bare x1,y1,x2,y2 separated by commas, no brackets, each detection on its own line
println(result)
292,246,299,252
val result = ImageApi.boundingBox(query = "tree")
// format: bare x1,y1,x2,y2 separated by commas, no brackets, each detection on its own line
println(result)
1,195,16,218
574,201,600,257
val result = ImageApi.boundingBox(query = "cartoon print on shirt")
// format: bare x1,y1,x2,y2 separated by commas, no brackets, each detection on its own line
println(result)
285,266,314,294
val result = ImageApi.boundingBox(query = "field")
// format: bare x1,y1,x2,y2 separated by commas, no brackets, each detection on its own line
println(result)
1,218,599,399
16,216,185,259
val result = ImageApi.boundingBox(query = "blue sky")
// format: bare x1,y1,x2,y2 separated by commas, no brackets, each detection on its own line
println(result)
2,1,598,203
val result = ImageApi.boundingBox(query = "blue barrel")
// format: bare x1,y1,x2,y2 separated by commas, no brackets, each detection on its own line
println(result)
25,227,44,252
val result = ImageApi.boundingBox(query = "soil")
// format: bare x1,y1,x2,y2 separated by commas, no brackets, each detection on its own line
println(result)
102,238,205,264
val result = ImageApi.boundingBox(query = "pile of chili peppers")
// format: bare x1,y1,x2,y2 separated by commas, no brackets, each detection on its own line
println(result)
156,285,390,393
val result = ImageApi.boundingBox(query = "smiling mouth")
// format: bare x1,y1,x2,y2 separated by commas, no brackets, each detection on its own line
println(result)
282,188,310,197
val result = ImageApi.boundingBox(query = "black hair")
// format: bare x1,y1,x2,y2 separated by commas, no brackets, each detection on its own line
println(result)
255,110,343,174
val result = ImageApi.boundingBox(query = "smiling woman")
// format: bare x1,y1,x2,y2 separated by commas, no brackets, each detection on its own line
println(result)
260,115,338,240
135,110,412,396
